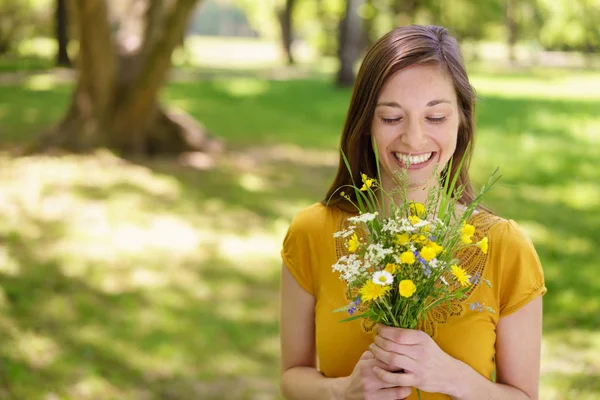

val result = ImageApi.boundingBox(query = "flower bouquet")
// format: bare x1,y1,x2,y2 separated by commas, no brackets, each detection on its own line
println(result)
331,153,500,331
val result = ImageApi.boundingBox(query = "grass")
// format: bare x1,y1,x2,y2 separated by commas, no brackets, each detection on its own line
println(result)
0,56,599,399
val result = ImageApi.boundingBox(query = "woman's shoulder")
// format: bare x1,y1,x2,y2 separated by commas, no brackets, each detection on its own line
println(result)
286,202,346,236
290,202,345,224
481,213,533,246
471,212,539,265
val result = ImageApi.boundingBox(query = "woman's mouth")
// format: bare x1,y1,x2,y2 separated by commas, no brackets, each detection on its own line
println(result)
392,152,436,169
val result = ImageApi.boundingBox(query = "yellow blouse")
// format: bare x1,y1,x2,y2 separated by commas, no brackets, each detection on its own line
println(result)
281,203,547,400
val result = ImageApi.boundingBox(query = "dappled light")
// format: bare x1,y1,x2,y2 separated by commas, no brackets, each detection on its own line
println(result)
24,74,60,91
0,30,598,398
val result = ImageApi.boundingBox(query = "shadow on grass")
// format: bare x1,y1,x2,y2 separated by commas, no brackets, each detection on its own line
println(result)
0,210,282,399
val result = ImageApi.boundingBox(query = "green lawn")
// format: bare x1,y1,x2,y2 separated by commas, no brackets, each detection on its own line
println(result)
0,62,599,399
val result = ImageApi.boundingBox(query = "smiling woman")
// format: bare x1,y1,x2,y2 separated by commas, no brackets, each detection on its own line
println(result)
280,25,546,400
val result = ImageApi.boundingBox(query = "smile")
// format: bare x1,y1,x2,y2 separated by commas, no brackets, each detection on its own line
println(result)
393,152,434,165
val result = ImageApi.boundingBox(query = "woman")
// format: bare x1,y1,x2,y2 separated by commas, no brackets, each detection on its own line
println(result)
280,25,546,400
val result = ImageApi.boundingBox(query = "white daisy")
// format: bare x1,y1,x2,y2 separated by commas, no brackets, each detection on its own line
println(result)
372,271,394,286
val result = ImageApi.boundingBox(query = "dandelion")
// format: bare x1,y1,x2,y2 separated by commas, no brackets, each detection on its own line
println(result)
477,237,488,254
451,265,471,287
348,233,360,253
399,280,417,298
373,271,394,285
360,280,390,302
400,251,416,265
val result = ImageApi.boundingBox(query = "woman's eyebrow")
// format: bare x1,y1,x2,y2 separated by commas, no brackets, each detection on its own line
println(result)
427,99,451,106
375,99,452,108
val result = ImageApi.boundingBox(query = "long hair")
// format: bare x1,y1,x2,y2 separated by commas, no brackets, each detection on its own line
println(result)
323,25,480,211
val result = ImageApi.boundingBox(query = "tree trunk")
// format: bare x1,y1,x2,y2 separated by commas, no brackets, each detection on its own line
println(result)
277,0,296,65
505,0,517,65
360,0,375,50
35,0,221,157
336,0,363,87
55,0,71,67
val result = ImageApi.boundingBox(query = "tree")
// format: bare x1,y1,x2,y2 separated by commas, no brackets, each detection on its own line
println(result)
277,0,297,65
337,0,363,87
505,0,518,64
55,0,71,66
36,0,220,156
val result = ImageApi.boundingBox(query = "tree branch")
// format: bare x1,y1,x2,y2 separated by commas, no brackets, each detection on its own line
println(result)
114,0,199,134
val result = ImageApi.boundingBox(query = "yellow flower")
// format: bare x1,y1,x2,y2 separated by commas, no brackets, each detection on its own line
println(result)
399,280,417,298
409,202,426,218
396,234,410,246
427,241,444,255
360,174,374,191
400,251,415,265
348,233,359,253
408,215,421,225
451,264,471,287
419,246,437,262
461,223,475,237
477,237,488,254
410,234,427,245
360,280,390,302
384,263,398,274
461,235,473,244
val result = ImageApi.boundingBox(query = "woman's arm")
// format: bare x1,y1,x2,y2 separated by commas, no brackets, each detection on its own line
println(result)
279,264,347,400
280,264,408,400
450,296,543,400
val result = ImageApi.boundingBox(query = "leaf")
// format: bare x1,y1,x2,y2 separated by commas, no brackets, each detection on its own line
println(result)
333,305,350,313
337,312,369,323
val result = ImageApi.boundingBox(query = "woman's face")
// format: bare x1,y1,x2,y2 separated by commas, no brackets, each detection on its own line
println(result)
371,63,460,192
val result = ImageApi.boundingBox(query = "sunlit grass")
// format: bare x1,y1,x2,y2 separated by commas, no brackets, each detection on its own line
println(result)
0,61,598,398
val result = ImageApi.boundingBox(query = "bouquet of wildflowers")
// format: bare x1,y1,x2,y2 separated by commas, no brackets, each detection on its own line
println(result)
331,155,500,330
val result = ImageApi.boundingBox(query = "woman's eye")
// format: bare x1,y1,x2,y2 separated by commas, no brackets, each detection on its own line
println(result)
380,117,402,124
427,116,447,123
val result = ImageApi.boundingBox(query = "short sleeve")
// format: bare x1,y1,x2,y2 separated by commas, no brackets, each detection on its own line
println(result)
493,220,547,317
281,207,322,295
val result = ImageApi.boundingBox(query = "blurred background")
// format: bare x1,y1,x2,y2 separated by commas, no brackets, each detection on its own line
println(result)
0,0,598,399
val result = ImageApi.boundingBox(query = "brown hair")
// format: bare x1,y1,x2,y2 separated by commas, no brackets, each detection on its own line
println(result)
323,25,480,211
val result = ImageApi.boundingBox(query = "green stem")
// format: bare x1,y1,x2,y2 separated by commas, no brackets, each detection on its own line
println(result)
381,298,399,327
417,388,422,399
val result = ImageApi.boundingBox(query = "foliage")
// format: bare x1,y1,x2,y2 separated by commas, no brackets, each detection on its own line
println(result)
0,0,52,54
537,0,600,52
0,57,599,397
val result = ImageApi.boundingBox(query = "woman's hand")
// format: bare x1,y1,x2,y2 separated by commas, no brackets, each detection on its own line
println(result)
368,325,461,397
337,350,413,400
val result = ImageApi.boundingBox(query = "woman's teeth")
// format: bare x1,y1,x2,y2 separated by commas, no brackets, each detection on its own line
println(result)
393,152,433,165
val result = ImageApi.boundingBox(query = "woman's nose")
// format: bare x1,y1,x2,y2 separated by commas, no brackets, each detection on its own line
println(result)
401,119,427,150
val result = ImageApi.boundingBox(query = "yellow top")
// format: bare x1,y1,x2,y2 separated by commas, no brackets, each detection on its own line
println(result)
281,203,547,400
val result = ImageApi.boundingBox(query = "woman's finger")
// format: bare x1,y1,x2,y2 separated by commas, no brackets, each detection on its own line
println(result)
373,366,416,388
372,385,413,399
374,335,419,360
370,344,417,371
